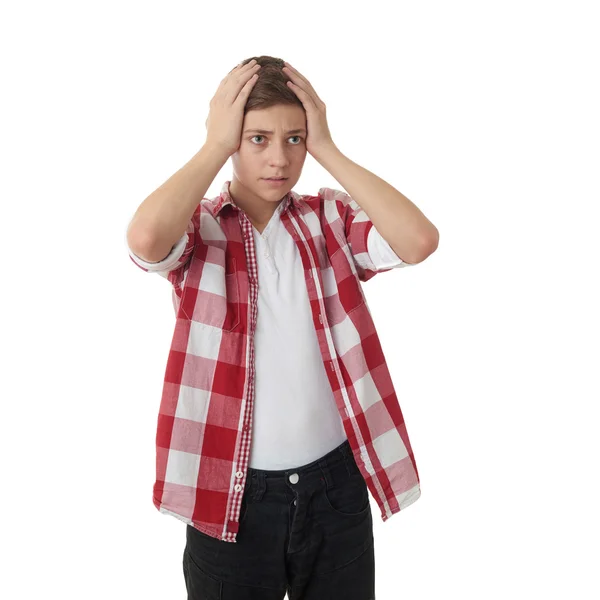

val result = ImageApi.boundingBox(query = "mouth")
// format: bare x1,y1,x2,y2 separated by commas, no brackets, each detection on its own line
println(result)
263,177,288,181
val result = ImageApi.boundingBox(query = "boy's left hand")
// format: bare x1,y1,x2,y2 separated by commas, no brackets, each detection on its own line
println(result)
283,62,337,158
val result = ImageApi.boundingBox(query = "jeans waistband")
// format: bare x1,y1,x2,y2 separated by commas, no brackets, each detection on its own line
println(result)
243,438,360,501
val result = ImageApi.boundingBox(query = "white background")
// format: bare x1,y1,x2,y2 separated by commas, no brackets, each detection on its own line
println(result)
2,1,599,598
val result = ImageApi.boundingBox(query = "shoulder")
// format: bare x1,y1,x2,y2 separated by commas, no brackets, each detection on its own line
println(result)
316,187,350,203
293,186,351,214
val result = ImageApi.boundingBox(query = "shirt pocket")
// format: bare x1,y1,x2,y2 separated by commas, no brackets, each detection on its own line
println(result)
179,249,241,332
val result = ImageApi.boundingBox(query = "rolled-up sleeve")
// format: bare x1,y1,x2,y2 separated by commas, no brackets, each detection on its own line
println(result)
367,226,414,270
321,187,413,282
125,213,197,285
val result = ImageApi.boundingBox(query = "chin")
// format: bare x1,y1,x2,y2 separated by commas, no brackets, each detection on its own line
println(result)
259,179,292,190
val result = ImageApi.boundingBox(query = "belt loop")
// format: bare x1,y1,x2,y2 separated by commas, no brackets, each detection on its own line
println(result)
338,439,354,477
318,457,333,489
254,470,266,501
245,471,255,500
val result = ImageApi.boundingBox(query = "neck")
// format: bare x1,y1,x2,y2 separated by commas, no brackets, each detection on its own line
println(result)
229,179,286,228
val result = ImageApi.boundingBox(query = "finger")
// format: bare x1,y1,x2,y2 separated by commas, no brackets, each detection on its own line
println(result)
227,59,257,77
287,80,317,110
225,64,260,103
234,71,260,105
283,63,310,87
284,65,323,104
287,76,319,108
234,61,260,79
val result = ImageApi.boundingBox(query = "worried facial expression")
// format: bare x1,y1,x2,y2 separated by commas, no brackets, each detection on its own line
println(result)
231,104,308,204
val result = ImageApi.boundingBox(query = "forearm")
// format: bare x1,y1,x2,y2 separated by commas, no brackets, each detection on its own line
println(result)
127,143,230,262
314,145,439,263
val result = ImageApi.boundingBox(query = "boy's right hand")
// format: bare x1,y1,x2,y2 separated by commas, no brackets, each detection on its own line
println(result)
204,59,261,157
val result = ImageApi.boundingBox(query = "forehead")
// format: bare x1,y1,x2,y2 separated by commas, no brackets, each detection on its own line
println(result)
243,104,306,131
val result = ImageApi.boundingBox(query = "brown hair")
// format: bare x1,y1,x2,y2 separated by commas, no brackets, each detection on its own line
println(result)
237,55,304,115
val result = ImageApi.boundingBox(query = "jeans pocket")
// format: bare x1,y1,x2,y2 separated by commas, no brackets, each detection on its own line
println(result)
322,471,370,517
183,547,222,599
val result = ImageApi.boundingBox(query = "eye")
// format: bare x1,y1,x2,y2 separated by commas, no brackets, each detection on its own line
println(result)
250,135,303,145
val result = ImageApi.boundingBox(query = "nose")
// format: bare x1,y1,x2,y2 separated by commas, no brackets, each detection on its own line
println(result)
267,142,291,166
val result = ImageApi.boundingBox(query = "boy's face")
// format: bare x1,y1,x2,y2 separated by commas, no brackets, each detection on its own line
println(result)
230,104,307,206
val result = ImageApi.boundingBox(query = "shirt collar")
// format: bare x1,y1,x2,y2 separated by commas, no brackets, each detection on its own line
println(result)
212,180,302,217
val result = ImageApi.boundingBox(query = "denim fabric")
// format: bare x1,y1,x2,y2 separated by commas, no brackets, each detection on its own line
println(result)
183,438,376,599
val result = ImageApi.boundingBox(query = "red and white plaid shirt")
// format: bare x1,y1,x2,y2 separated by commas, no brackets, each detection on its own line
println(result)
127,180,421,543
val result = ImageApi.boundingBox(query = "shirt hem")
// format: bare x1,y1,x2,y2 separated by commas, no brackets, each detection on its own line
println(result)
381,486,422,522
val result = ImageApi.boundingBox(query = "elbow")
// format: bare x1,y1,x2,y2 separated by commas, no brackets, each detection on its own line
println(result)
406,230,439,264
425,228,439,254
127,224,165,263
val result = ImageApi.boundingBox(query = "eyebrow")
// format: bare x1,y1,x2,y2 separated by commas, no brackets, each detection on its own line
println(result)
243,128,307,135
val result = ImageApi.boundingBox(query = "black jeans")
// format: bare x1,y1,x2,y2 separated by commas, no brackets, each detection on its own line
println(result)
183,438,376,599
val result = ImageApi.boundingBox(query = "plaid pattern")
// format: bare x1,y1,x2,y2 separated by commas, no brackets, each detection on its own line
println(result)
127,180,421,543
